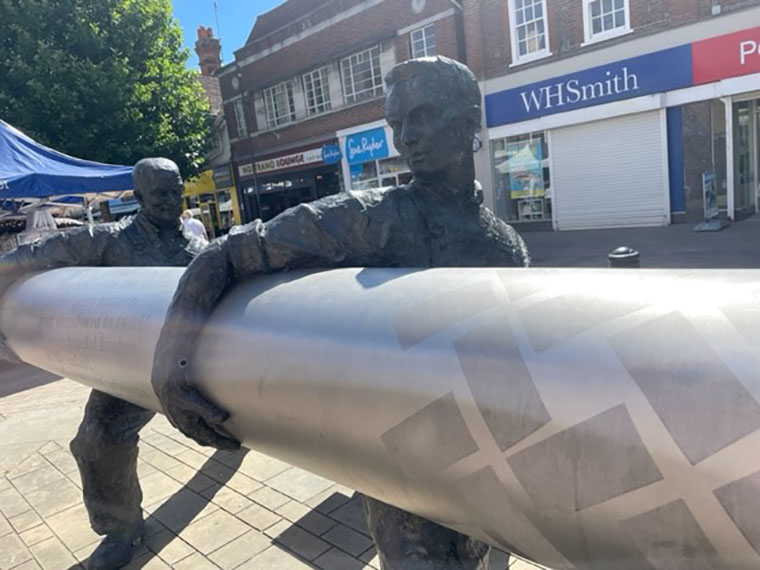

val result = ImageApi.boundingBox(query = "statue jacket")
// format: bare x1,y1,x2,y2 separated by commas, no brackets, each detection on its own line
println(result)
1,214,205,282
219,182,530,280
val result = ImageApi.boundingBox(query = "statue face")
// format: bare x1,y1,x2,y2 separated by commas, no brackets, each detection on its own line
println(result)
137,169,184,227
386,77,470,180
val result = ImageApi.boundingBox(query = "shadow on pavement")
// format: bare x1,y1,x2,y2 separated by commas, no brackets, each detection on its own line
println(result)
0,362,62,398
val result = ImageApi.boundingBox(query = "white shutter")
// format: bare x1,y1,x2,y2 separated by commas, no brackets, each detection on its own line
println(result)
552,110,669,230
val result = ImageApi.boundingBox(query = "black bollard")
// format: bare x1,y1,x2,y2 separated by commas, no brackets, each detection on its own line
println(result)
608,246,640,268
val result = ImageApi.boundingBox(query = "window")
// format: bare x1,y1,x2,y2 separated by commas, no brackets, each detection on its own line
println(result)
263,81,296,128
508,0,550,64
582,0,631,44
350,156,411,190
302,67,331,115
492,132,551,222
410,24,436,58
233,99,247,138
340,46,383,105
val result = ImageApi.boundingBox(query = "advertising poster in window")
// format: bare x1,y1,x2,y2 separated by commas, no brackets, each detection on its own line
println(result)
507,140,545,199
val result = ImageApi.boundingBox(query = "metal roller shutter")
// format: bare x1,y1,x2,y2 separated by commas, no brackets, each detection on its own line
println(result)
552,110,669,230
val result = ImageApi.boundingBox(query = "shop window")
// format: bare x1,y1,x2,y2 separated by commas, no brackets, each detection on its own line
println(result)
340,46,383,105
410,24,436,58
492,132,551,222
350,156,411,190
582,0,631,45
263,81,296,128
302,67,331,115
508,0,550,65
233,99,247,137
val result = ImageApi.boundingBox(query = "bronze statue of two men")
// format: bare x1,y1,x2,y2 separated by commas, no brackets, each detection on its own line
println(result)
1,56,530,569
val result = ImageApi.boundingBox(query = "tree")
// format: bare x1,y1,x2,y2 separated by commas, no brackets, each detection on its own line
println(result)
0,0,211,177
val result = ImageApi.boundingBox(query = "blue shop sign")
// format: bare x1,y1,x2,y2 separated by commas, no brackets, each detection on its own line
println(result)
322,144,342,165
345,127,389,165
486,44,693,127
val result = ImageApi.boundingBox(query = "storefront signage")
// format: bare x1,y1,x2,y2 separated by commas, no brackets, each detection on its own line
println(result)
486,45,692,127
702,171,718,220
345,127,389,165
255,148,323,175
692,26,760,84
322,144,342,165
239,163,254,178
212,166,232,189
506,140,544,199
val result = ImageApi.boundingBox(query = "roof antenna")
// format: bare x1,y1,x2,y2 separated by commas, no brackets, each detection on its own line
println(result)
213,1,223,61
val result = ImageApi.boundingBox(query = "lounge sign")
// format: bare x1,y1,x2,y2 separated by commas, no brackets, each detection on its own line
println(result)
486,25,760,127
255,148,324,174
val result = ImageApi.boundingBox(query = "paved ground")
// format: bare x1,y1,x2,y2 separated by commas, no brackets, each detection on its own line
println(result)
0,364,536,570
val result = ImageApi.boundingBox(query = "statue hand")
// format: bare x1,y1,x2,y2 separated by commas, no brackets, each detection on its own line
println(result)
154,363,241,451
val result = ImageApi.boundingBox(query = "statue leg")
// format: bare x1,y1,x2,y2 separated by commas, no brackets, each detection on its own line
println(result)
70,389,154,569
362,495,491,570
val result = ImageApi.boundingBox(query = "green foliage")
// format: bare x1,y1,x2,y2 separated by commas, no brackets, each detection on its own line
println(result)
0,0,211,177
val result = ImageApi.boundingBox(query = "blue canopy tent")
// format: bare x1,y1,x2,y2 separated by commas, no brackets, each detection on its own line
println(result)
0,120,133,218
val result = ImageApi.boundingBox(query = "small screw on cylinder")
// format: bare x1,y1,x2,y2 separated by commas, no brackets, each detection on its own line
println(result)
608,246,640,268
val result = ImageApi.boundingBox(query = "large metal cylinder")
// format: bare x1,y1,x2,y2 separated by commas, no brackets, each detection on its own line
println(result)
2,266,760,570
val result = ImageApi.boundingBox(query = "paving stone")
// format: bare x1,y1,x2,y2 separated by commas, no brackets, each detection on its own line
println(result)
45,504,100,552
42,450,78,475
0,532,33,569
172,552,221,570
178,509,249,555
141,434,188,456
11,466,67,495
236,451,291,482
175,449,209,470
201,462,236,484
139,471,184,506
277,501,337,536
19,524,55,547
144,488,218,533
204,486,253,514
359,546,378,565
139,447,183,472
266,467,335,503
328,495,370,536
249,486,290,510
144,530,196,566
5,453,48,479
314,546,367,570
322,523,374,556
164,463,217,493
237,503,282,531
11,559,43,570
267,520,331,561
306,488,351,513
29,536,78,570
24,479,81,518
225,473,263,497
136,460,157,479
9,510,43,533
0,513,12,537
37,442,61,455
121,551,171,570
237,545,313,569
0,476,11,492
0,486,30,518
208,529,271,569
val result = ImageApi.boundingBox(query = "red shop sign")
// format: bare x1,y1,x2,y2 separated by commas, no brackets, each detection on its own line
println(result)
692,26,760,85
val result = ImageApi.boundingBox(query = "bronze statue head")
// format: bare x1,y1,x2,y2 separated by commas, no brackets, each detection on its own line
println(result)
385,56,481,186
133,158,184,228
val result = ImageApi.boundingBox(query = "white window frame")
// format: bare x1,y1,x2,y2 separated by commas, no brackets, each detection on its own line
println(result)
581,0,632,46
507,0,551,66
233,99,247,138
410,23,437,58
262,81,296,128
302,67,331,116
340,46,384,105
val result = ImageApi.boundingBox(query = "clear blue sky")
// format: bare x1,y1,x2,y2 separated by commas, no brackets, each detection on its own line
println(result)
172,0,284,70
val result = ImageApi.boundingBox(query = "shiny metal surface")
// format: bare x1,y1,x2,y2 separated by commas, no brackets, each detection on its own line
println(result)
2,266,760,570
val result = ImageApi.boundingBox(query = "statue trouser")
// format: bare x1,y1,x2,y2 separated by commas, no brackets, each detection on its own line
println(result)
70,389,154,539
363,495,491,570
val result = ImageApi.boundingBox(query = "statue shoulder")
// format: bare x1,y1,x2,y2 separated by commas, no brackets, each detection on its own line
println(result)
480,206,532,267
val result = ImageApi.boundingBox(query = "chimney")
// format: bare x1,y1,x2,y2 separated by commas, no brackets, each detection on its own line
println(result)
195,26,221,76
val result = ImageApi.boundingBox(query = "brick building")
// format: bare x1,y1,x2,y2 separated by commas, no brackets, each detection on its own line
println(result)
217,0,465,222
463,0,760,230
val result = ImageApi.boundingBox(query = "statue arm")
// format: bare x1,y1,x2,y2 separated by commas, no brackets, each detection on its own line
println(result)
151,193,378,449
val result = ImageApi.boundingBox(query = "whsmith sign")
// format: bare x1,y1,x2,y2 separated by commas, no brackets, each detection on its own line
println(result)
486,25,760,127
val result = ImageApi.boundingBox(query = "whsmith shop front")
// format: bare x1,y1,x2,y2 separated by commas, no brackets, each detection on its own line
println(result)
237,141,343,222
482,19,760,231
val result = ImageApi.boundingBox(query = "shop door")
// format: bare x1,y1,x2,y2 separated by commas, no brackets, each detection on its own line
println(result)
552,110,669,230
732,100,757,220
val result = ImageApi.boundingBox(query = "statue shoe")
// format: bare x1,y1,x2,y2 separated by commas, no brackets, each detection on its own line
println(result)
87,527,144,570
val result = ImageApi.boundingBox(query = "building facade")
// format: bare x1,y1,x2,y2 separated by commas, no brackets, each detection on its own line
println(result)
463,0,760,230
218,0,466,222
